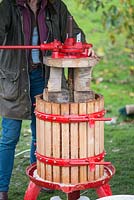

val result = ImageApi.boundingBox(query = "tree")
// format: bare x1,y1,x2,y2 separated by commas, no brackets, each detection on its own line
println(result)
78,0,134,48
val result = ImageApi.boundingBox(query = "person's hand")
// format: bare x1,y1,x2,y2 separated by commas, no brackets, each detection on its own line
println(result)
88,48,98,58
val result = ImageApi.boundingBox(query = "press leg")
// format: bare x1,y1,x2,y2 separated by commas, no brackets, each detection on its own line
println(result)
24,181,41,200
67,190,80,200
96,183,112,198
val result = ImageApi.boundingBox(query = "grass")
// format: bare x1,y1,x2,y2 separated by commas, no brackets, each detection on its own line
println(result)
0,0,134,199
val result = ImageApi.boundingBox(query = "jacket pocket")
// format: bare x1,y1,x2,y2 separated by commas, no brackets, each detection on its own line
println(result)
0,69,20,101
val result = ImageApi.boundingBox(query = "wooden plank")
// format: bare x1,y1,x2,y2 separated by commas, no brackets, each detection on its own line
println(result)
74,91,95,102
61,103,70,184
43,90,69,103
39,100,46,179
70,103,79,184
94,99,100,180
43,57,100,68
47,67,62,92
79,102,87,182
100,96,104,177
87,101,95,181
52,102,61,183
74,68,92,91
44,101,52,181
36,97,41,177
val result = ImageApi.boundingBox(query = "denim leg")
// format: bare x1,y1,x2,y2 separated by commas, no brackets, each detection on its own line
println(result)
0,118,22,192
29,68,45,164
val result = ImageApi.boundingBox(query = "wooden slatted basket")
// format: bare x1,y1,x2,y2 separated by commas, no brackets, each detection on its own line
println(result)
36,93,104,184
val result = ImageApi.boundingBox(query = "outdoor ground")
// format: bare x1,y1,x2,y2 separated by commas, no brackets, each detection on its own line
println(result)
0,0,134,199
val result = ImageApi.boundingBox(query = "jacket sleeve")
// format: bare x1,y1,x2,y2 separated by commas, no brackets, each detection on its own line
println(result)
59,1,86,43
0,0,11,45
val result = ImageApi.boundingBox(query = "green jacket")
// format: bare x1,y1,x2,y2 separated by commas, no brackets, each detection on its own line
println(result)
0,0,85,119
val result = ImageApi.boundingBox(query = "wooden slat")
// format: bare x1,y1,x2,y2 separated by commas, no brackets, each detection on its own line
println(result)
61,103,70,184
87,101,95,181
36,98,41,177
79,102,87,182
44,101,52,181
94,99,100,180
100,96,104,177
39,101,46,179
52,102,61,182
70,103,79,184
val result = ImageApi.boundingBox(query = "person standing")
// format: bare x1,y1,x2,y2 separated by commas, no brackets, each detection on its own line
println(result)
0,0,86,199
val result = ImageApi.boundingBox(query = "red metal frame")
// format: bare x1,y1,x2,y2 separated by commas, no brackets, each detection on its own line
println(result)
24,163,115,200
35,109,111,128
36,151,111,172
24,181,41,200
0,38,93,59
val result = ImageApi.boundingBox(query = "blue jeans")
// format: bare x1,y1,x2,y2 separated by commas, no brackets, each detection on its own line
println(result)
0,68,45,192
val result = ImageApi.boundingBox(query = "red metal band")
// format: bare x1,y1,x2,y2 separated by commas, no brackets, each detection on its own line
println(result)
36,151,111,172
35,109,111,128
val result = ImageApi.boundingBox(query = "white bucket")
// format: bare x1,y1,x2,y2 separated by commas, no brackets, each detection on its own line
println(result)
50,196,62,200
78,196,90,200
96,195,134,200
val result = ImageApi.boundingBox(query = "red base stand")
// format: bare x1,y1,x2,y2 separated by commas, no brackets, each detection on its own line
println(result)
67,191,80,200
96,184,112,198
24,164,115,200
24,181,41,200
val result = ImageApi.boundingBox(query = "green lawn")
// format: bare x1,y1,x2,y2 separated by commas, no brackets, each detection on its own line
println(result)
0,0,134,199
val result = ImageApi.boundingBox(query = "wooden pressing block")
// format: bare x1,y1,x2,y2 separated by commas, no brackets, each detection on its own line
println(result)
43,57,99,103
47,67,62,92
43,57,100,68
74,91,95,102
43,88,69,103
73,68,92,91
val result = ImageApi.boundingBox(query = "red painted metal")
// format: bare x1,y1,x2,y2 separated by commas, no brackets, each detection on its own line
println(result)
35,109,111,128
0,40,61,50
96,184,112,197
0,38,92,59
24,181,41,200
36,151,111,172
25,163,115,194
67,191,80,200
